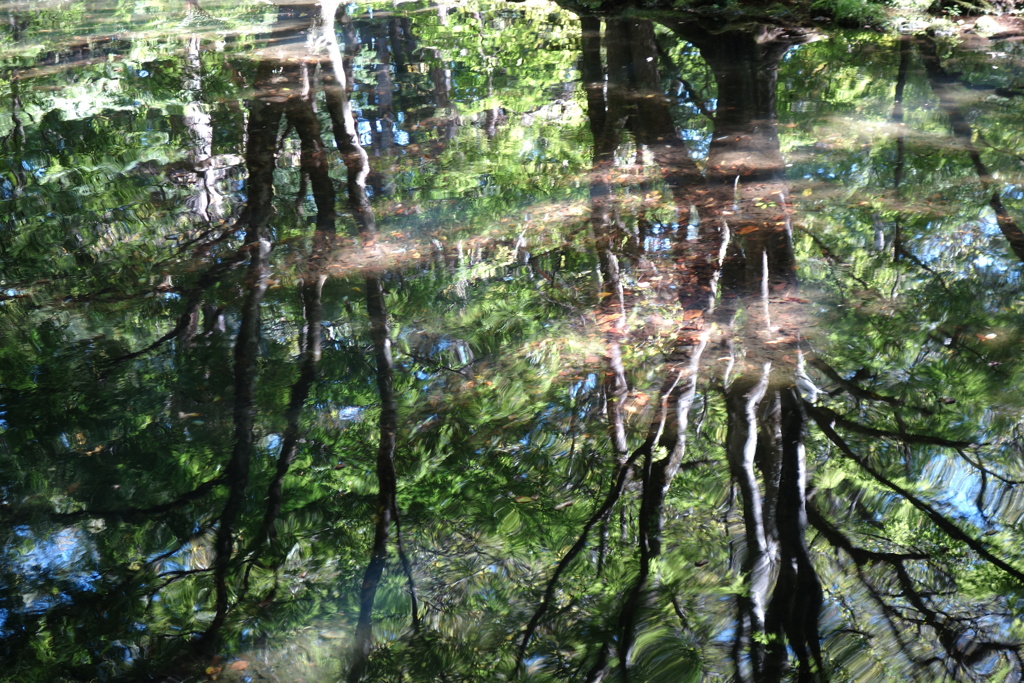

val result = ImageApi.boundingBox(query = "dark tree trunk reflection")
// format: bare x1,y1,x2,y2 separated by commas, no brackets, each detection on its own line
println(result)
519,16,827,681
321,5,418,680
199,61,282,652
684,24,823,682
917,33,1024,264
251,68,334,558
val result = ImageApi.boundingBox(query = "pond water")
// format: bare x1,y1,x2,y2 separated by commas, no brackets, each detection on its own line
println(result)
2,1,1024,680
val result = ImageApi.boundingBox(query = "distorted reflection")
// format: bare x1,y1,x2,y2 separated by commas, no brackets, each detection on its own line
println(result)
2,1,1023,681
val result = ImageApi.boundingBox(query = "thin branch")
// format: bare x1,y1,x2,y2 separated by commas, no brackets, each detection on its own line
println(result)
808,405,978,450
809,410,1024,585
807,504,930,566
809,358,934,415
101,246,252,367
515,446,643,668
5,477,223,524
402,351,471,377
955,447,1024,486
392,503,421,634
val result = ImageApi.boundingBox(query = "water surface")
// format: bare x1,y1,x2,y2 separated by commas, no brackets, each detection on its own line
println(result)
2,1,1024,680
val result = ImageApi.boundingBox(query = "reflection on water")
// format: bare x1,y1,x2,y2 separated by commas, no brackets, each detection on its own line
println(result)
2,1,1024,680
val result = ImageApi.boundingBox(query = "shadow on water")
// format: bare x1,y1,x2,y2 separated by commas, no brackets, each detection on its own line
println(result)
1,1,1024,681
